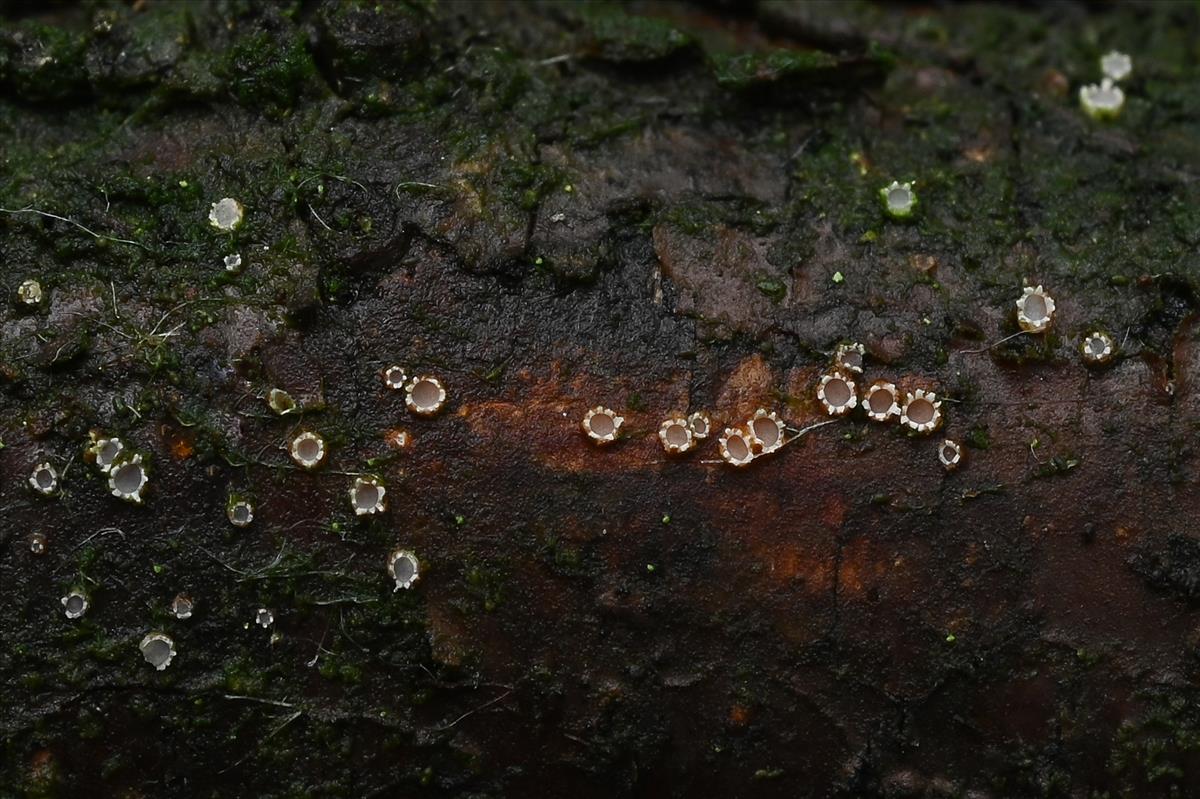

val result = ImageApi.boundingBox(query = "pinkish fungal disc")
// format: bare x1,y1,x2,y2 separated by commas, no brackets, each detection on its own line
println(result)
350,477,386,516
1016,285,1055,333
109,455,147,503
62,591,88,619
406,376,446,416
718,428,754,467
388,549,421,590
835,342,865,374
865,381,899,422
582,406,623,445
29,463,58,495
817,373,857,416
658,418,694,454
140,633,176,670
92,437,123,473
227,500,254,528
748,409,785,454
290,432,325,469
383,366,407,390
901,390,942,434
939,439,963,470
687,411,711,439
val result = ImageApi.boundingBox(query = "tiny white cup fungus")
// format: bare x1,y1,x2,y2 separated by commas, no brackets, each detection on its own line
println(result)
939,439,963,471
1082,331,1115,365
1079,78,1125,120
747,409,785,455
140,632,177,671
29,532,47,555
1101,51,1132,82
382,365,407,391
17,278,43,306
208,197,245,231
29,462,59,496
227,499,254,528
89,436,124,473
267,388,296,415
658,417,695,455
172,593,194,620
901,389,943,434
834,342,865,375
582,406,623,445
388,548,421,591
1016,285,1056,333
405,375,447,416
687,411,711,440
61,590,89,620
817,372,858,416
255,608,274,628
864,381,900,423
880,180,918,219
350,476,387,516
718,427,755,467
109,454,148,503
289,432,326,469
224,253,243,273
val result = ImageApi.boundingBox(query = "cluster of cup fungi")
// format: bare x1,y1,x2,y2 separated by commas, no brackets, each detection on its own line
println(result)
19,47,1134,668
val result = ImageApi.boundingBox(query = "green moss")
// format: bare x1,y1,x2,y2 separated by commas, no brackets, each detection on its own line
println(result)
217,28,317,113
583,10,694,64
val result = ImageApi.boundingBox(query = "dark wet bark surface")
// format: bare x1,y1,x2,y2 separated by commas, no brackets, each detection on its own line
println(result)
4,1,1200,796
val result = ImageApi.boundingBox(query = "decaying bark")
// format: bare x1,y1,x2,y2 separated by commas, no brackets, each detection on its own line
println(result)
4,1,1200,796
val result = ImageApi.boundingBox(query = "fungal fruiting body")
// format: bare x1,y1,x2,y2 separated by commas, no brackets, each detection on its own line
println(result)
1101,51,1132,82
350,476,387,516
29,532,47,555
290,432,326,470
140,633,176,671
108,454,148,503
29,462,58,496
834,342,865,374
658,417,695,455
1016,285,1056,333
880,181,917,219
388,549,421,591
386,429,412,450
87,436,124,473
582,406,623,445
1082,331,1115,365
687,411,711,440
227,498,254,528
406,376,447,416
17,278,43,306
224,253,243,273
747,409,786,455
939,439,963,470
1079,79,1125,120
267,388,296,415
255,608,274,628
817,372,858,417
172,594,194,620
901,389,943,434
864,381,901,423
62,591,89,619
208,197,244,231
382,366,407,391
718,428,755,467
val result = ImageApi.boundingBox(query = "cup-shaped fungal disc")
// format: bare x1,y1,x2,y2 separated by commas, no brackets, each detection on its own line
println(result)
388,548,421,590
90,437,124,473
687,411,711,440
834,342,865,374
901,389,943,434
208,197,244,231
289,432,326,469
140,633,177,671
350,477,387,516
747,409,785,454
29,532,47,555
267,388,296,415
29,462,58,495
817,373,858,416
109,455,148,503
172,593,194,620
405,376,447,416
1101,51,1132,81
1016,285,1056,333
1079,79,1124,120
61,591,88,619
382,366,407,390
17,278,43,305
582,406,623,445
1082,331,1115,365
864,381,900,422
658,417,694,454
256,608,274,628
227,499,254,528
880,181,917,219
718,428,755,467
939,439,963,470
